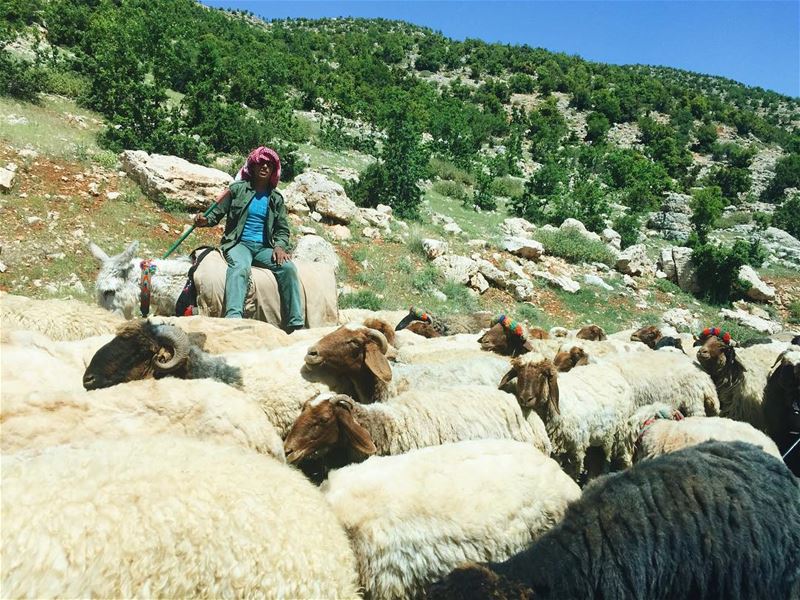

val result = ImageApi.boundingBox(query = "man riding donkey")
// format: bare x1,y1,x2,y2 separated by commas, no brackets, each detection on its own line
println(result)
194,146,304,333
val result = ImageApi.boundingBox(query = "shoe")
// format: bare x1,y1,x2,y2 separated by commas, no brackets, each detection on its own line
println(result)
287,325,304,334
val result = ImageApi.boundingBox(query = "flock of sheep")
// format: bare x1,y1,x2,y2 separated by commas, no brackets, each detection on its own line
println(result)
1,291,799,599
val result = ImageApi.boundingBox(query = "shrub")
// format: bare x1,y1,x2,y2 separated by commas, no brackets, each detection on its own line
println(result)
763,155,800,202
469,168,497,211
532,229,616,266
585,112,610,143
339,290,383,310
412,264,439,292
694,121,718,153
429,156,475,186
788,300,800,325
432,179,471,202
346,162,389,209
690,186,724,244
612,212,642,250
773,193,800,238
0,50,44,102
42,67,89,99
691,239,766,304
548,176,610,233
708,165,751,202
489,175,524,199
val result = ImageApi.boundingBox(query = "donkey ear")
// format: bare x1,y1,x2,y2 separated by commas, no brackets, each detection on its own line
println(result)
89,242,109,262
365,343,392,383
547,366,560,415
122,240,140,260
335,404,377,457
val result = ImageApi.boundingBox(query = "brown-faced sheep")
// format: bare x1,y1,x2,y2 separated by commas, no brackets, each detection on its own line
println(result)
394,307,493,337
630,325,661,348
552,346,589,372
283,391,551,484
576,324,606,341
696,334,789,430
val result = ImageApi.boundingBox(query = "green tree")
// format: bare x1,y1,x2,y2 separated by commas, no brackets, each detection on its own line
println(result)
694,122,718,153
709,165,751,202
773,193,800,238
763,154,800,202
585,111,610,143
689,186,724,245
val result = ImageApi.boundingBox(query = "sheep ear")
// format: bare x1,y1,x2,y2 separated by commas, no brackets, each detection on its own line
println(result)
335,404,377,457
498,367,517,389
365,343,392,383
547,366,560,415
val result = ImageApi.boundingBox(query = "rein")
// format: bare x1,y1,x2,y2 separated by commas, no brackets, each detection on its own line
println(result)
139,259,157,317
636,410,684,447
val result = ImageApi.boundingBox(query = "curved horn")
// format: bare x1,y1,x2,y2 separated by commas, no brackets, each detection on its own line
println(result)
153,324,191,372
334,395,355,411
365,328,389,354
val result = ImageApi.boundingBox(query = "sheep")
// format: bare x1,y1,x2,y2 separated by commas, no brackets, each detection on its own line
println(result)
576,324,606,341
498,353,635,480
552,346,589,372
322,440,580,600
283,391,552,483
1,329,113,395
405,320,440,338
696,334,790,430
630,325,662,348
81,319,349,436
394,306,493,337
1,378,286,462
763,347,800,457
305,324,515,403
1,436,360,598
622,402,781,463
478,315,560,357
654,335,686,353
598,347,720,417
149,314,294,352
427,441,800,600
90,239,191,319
0,291,124,340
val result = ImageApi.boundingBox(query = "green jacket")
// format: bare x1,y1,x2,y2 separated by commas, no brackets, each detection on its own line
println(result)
206,180,291,253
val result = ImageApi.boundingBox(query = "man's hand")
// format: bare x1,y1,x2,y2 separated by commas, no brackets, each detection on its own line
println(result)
273,246,291,265
194,213,209,227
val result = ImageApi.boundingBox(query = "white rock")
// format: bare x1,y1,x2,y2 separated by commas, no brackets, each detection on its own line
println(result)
500,217,536,238
739,265,776,303
293,234,340,272
298,226,317,235
362,227,381,239
310,211,323,223
529,270,581,293
119,150,231,211
0,167,16,191
105,191,121,200
623,274,637,289
615,244,655,277
26,216,42,225
469,272,490,294
376,204,392,215
476,259,509,289
159,223,170,233
501,236,544,261
602,228,622,250
560,218,602,242
661,308,699,332
584,274,613,291
328,224,352,241
422,238,448,260
509,278,535,301
672,247,700,293
88,182,100,196
719,308,782,335
443,221,463,235
358,207,391,229
432,290,448,302
503,259,528,280
432,254,478,285
5,162,18,172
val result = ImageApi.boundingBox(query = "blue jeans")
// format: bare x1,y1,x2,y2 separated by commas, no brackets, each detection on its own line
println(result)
223,241,304,326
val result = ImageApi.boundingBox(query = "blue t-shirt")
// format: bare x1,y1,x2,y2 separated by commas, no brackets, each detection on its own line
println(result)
241,192,269,243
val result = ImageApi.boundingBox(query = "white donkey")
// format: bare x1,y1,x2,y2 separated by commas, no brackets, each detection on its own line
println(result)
90,240,192,319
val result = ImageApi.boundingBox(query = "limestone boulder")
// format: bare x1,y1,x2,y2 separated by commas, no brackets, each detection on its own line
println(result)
422,239,448,260
292,234,340,273
432,254,478,285
501,236,544,261
119,150,231,210
615,244,655,277
738,265,776,303
283,172,356,222
500,217,536,239
719,308,782,335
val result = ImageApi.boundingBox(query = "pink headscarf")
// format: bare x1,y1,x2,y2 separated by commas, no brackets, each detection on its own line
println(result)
239,146,281,189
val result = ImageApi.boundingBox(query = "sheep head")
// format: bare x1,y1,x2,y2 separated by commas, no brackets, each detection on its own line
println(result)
576,324,607,341
479,315,532,357
90,240,141,319
631,326,661,349
553,346,589,372
305,324,392,402
528,326,549,340
362,317,396,348
696,335,741,382
499,355,560,416
406,321,440,338
283,394,377,464
426,564,534,600
83,320,191,390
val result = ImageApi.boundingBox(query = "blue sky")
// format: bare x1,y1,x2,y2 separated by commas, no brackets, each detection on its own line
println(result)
203,1,799,98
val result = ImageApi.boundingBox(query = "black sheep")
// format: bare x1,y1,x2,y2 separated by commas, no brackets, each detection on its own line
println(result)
653,335,686,353
427,441,800,600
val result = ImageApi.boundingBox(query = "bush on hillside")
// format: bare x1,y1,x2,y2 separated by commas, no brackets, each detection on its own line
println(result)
691,239,766,304
612,212,642,250
432,179,471,203
773,193,800,238
533,228,616,266
763,154,800,202
689,186,724,244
